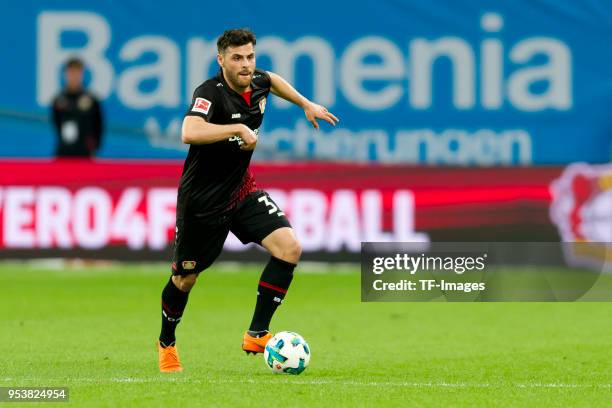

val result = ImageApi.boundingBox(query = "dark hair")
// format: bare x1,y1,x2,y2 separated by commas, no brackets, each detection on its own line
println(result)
217,28,256,54
64,57,84,71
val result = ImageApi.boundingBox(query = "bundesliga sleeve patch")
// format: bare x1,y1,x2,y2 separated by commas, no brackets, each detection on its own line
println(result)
192,97,211,115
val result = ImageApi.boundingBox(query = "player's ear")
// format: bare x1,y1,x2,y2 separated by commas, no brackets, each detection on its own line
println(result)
216,53,223,68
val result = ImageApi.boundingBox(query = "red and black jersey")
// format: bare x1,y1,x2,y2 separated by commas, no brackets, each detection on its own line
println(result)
177,69,271,219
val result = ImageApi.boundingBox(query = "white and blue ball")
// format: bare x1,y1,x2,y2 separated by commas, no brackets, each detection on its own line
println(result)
264,331,310,375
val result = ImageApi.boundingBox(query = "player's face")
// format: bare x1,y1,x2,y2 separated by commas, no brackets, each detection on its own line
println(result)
219,43,256,91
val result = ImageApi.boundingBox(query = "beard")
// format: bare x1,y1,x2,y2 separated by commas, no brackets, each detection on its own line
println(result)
236,72,253,87
233,71,253,88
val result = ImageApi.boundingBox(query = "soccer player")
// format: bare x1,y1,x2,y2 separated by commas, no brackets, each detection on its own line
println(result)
158,28,339,372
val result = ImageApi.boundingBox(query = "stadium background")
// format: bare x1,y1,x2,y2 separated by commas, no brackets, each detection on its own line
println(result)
1,1,610,261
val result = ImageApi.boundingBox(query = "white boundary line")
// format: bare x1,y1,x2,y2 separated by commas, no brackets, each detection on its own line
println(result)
2,377,611,389
0,260,358,274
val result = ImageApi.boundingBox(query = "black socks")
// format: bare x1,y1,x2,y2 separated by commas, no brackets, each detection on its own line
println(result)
249,256,296,332
159,256,295,346
247,330,269,338
159,276,190,347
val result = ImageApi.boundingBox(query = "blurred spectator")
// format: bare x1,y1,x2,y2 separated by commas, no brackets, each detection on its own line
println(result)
51,58,103,157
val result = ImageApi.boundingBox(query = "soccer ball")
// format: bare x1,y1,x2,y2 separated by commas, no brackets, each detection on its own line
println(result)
264,331,310,375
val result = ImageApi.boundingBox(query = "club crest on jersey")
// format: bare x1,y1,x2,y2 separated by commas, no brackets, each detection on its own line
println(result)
259,98,266,114
182,261,197,270
192,97,211,115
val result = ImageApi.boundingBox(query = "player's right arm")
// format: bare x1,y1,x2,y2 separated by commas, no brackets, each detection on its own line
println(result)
181,116,256,149
182,84,257,149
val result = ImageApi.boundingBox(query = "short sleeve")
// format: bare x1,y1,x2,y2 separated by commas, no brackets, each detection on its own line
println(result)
185,84,216,122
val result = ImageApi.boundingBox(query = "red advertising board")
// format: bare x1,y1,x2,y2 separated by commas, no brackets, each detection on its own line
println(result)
1,160,605,260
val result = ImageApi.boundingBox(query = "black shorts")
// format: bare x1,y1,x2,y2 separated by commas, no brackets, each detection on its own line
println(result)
172,190,291,275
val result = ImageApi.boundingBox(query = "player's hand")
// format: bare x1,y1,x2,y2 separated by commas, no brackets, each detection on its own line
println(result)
303,102,339,130
235,124,258,151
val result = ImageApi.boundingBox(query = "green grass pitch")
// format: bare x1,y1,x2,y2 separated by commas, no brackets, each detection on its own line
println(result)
1,262,611,407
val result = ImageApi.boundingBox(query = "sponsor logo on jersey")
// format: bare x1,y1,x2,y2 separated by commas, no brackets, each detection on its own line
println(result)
232,113,241,119
228,135,244,146
192,97,211,114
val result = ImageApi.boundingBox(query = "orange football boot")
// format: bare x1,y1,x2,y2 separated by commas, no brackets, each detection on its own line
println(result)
157,341,183,372
242,331,273,355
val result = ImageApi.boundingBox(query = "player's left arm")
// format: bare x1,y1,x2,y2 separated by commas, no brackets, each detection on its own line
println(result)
267,71,339,129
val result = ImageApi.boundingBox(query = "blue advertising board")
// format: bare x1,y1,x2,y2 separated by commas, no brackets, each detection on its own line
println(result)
1,0,611,164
